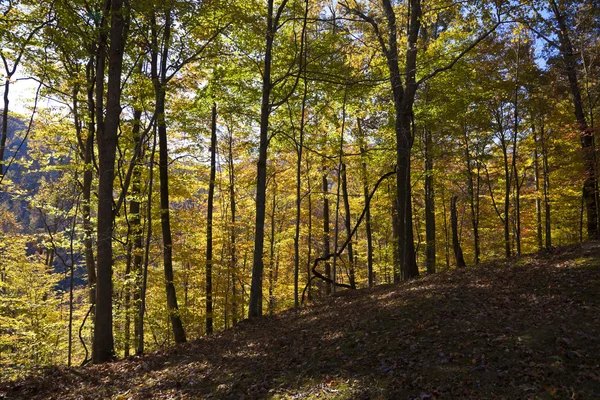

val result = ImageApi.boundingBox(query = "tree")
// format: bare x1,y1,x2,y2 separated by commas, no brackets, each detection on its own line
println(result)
206,103,217,334
523,0,599,239
357,119,374,285
151,5,186,344
0,1,50,179
249,0,298,318
450,195,466,268
94,0,130,364
343,0,502,279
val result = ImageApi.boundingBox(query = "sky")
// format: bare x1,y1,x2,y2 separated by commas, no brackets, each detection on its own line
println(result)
8,67,47,115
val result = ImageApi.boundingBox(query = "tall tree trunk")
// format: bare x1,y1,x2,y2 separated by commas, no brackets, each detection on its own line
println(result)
293,0,309,307
152,8,186,343
0,77,10,177
332,85,349,292
94,0,129,364
268,176,277,314
441,185,450,269
550,0,598,239
331,85,348,294
381,0,420,280
137,127,157,355
305,157,313,300
124,100,143,358
83,55,97,317
293,141,302,306
463,126,479,265
130,105,143,353
533,125,543,250
249,0,277,318
501,133,511,258
451,195,466,268
227,129,238,325
206,103,217,335
540,123,552,249
391,186,401,283
322,166,331,295
424,127,436,273
512,38,521,255
357,119,374,285
341,163,356,289
124,241,132,358
66,204,78,367
332,163,341,293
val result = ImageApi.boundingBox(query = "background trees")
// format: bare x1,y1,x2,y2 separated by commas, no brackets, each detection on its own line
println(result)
0,0,598,376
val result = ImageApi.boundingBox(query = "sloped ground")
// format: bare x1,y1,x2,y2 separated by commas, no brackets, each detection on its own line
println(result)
2,243,600,399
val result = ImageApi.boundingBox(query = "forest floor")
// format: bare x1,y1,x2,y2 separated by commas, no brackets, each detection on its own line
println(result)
2,243,600,399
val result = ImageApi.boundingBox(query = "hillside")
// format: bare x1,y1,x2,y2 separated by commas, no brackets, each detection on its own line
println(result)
2,243,599,399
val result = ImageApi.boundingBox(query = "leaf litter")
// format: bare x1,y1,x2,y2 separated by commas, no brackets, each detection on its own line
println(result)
1,242,599,399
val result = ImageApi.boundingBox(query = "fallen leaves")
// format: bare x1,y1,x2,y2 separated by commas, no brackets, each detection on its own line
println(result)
1,243,600,399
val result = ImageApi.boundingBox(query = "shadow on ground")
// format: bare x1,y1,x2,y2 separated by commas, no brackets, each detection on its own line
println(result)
2,243,600,399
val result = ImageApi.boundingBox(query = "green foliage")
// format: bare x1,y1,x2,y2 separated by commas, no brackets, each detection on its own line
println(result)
0,233,62,380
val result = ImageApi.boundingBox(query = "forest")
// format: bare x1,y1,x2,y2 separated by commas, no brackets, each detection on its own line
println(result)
0,0,599,391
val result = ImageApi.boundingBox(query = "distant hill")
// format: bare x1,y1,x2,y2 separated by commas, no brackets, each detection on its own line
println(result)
2,242,599,399
1,113,64,230
0,114,85,287
1,113,39,226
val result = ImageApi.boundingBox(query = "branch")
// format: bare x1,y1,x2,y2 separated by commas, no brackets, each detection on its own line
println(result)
417,21,503,86
525,25,560,50
166,22,232,82
303,168,397,301
482,161,504,223
3,17,55,76
274,0,291,30
113,113,157,216
339,1,389,57
0,82,41,185
271,0,309,109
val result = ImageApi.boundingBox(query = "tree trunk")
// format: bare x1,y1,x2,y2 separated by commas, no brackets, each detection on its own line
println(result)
137,126,156,355
123,102,143,358
293,0,309,307
206,103,217,335
124,241,132,358
293,143,302,305
152,8,186,344
83,55,96,315
540,123,552,249
533,125,543,250
424,127,436,273
94,0,129,364
322,167,331,295
550,0,598,239
268,176,277,314
391,187,401,283
130,105,143,353
332,85,349,293
341,163,356,289
357,119,375,285
463,126,479,265
381,0,420,280
451,195,466,268
249,0,276,318
305,157,313,300
441,185,450,270
501,134,511,258
0,78,10,177
332,163,341,293
512,38,521,255
227,129,238,325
